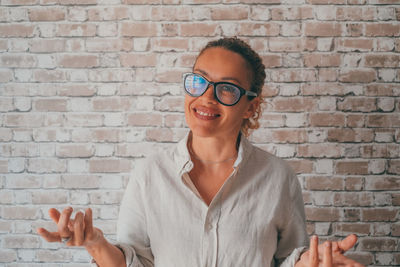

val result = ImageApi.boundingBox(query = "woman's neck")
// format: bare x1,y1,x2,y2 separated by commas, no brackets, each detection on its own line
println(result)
188,131,240,164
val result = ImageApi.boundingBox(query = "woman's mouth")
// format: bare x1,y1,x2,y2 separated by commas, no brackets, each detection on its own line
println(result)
194,108,220,120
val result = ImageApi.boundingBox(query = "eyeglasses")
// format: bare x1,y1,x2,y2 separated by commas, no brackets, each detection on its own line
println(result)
183,72,257,106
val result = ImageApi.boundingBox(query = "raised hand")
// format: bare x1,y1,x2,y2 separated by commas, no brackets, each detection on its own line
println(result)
37,207,103,248
296,235,365,267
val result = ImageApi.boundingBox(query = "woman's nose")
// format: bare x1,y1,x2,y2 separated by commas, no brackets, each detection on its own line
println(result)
201,83,218,104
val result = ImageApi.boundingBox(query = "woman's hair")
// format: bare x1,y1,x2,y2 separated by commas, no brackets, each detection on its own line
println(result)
196,37,266,137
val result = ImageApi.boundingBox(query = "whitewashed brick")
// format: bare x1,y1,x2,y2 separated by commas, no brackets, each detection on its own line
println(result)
14,69,33,82
14,191,32,204
378,69,396,82
14,97,31,112
66,159,88,173
8,158,25,173
316,159,334,174
12,129,32,142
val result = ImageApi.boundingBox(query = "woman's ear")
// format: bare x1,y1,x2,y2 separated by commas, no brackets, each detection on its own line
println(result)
243,97,260,119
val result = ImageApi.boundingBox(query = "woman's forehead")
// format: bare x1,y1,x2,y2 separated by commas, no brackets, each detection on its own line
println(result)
194,47,252,86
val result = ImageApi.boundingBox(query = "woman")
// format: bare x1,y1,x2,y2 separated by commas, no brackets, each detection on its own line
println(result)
38,38,363,267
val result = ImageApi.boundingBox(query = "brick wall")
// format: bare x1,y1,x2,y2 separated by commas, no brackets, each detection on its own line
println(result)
0,0,399,266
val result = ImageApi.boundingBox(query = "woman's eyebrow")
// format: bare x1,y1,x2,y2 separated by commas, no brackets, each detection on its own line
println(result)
193,68,243,86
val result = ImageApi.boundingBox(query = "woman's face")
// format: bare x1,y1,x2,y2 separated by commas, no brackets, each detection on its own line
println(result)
184,47,259,139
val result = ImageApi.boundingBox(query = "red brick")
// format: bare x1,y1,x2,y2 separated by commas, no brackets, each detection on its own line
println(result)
211,6,248,20
337,38,373,51
89,159,131,173
366,23,400,37
30,39,65,53
146,128,175,142
345,23,364,37
346,114,365,128
364,54,400,68
365,176,400,190
267,97,317,112
361,144,399,158
287,159,314,174
127,113,163,127
92,129,124,142
120,53,157,67
310,113,345,127
334,223,370,235
121,22,158,37
271,69,317,82
304,54,341,67
388,160,400,175
338,97,377,112
58,84,96,97
305,22,342,37
151,6,191,21
271,129,308,143
333,192,373,207
344,177,362,191
301,83,345,96
0,54,37,68
329,129,374,143
298,144,342,158
305,176,344,190
336,7,375,21
367,114,400,127
305,207,341,222
57,144,94,158
28,7,65,21
261,54,282,68
361,237,397,251
336,161,369,175
34,99,67,112
269,38,317,52
342,208,361,221
0,24,35,37
270,6,313,20
58,54,98,68
152,38,189,52
339,69,376,83
180,23,219,37
365,84,395,96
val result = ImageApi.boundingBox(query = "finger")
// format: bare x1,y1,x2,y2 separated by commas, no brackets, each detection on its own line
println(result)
37,228,61,242
73,212,85,246
334,234,357,253
322,241,333,267
84,208,93,238
58,207,73,237
309,235,319,267
48,208,61,224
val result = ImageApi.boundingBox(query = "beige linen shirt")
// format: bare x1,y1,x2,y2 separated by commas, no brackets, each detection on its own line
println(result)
108,132,308,267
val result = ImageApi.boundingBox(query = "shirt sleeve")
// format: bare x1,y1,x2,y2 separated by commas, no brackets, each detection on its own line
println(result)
115,166,154,267
274,172,309,266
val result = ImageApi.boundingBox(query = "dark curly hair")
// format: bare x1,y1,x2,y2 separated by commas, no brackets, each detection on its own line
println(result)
195,37,266,137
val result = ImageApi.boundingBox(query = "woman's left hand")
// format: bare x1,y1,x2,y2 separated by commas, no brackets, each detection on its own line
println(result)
295,234,365,267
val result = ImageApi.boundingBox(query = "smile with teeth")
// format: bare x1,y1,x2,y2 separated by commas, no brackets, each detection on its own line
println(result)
195,108,220,117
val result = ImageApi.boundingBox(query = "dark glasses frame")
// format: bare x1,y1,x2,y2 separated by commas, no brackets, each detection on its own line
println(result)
183,72,257,106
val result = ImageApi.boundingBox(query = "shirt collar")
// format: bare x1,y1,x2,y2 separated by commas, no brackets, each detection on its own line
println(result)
175,131,254,177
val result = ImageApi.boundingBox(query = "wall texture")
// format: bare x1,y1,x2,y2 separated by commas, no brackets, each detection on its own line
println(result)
0,0,399,266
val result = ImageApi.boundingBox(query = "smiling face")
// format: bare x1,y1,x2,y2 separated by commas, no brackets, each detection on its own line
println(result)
184,47,259,139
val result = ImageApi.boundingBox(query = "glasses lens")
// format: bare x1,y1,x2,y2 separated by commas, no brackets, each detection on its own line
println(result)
184,74,208,96
215,84,241,105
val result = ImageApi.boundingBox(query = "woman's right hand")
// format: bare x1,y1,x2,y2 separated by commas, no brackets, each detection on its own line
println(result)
37,207,104,249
